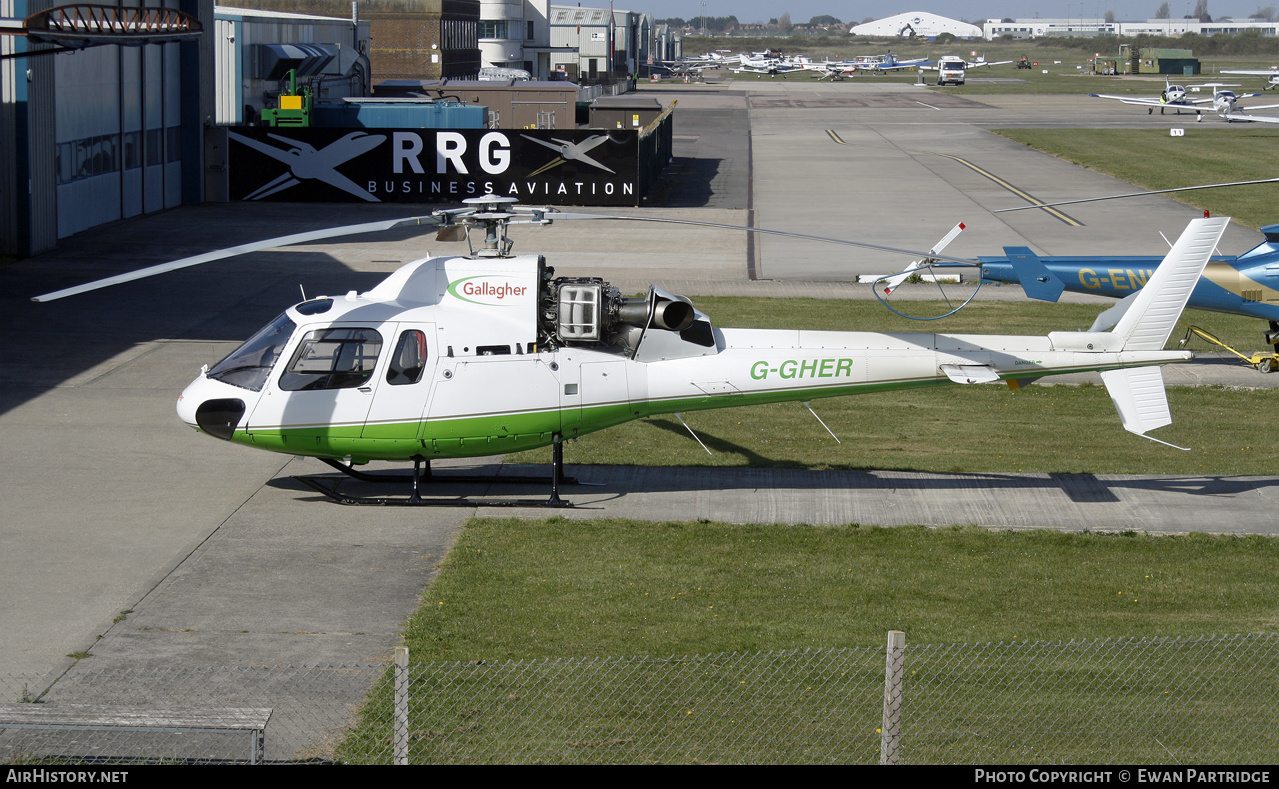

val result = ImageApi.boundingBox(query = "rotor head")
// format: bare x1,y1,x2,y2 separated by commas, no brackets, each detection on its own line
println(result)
449,195,558,257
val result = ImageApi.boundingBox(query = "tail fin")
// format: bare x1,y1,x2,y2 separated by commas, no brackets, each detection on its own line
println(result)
1110,216,1228,350
1005,247,1066,302
1098,216,1228,447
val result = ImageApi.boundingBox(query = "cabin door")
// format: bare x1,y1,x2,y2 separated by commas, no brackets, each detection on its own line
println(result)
362,323,438,440
245,322,386,438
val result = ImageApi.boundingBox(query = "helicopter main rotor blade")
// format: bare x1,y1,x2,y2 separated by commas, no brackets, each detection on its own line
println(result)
546,211,982,267
32,213,447,302
993,177,1279,213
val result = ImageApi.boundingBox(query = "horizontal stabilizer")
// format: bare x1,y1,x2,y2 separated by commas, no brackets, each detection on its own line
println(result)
1004,247,1065,302
1100,367,1173,436
940,364,1000,384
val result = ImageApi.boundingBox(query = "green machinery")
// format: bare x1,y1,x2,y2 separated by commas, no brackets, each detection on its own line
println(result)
261,69,312,127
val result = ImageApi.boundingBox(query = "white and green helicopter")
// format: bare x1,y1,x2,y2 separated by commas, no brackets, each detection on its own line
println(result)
35,197,1228,506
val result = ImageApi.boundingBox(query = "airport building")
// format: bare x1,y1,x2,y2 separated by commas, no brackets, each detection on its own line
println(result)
1,0,214,258
984,17,1279,40
217,0,481,80
475,0,661,82
212,6,372,126
1,0,653,257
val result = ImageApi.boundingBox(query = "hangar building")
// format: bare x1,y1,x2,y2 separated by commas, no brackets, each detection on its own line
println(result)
2,0,214,258
1,0,473,258
851,12,983,40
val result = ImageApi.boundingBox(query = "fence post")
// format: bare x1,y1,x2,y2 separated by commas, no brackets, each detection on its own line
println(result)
880,630,906,765
394,646,409,765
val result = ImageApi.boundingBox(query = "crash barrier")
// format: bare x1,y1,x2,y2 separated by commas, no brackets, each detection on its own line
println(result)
2,633,1275,764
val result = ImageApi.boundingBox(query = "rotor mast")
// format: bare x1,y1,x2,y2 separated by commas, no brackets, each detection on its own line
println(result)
454,195,556,257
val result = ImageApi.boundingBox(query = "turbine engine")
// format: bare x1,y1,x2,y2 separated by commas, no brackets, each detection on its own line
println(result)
539,272,696,352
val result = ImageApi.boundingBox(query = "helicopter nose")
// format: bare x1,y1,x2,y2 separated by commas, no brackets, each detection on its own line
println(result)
177,378,246,440
193,398,246,441
176,389,200,427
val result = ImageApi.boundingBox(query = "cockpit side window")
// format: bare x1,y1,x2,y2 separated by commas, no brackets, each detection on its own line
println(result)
280,328,383,391
207,313,297,392
386,330,428,386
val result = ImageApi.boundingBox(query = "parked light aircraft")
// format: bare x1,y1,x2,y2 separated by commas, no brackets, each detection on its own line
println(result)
33,198,1225,504
1222,68,1279,90
1090,79,1277,120
1091,76,1197,115
654,62,713,77
657,52,740,75
1194,84,1279,119
1221,101,1279,123
802,60,858,81
731,53,802,76
801,52,930,80
673,51,737,65
848,51,931,72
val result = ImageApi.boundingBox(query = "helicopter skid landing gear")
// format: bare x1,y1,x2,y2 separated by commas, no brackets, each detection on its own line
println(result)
295,442,581,507
316,456,579,486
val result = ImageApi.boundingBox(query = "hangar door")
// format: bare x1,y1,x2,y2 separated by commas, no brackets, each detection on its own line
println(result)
54,41,187,238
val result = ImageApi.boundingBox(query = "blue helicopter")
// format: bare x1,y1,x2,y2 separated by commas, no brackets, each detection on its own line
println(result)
926,179,1279,356
976,222,1279,323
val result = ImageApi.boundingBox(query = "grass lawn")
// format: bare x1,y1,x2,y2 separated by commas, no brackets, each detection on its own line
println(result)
510,385,1272,475
335,520,1279,764
692,296,1265,349
406,520,1279,660
992,128,1279,229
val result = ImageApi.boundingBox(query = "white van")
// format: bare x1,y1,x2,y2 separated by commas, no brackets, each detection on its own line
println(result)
936,56,966,86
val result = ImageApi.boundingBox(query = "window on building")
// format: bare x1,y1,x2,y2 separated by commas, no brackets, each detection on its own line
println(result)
480,20,508,39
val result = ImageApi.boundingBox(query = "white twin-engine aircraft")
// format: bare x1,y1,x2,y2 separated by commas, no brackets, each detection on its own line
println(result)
1092,78,1279,121
34,199,1227,505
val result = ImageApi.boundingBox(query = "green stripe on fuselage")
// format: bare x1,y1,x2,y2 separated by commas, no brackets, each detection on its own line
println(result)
216,365,1112,463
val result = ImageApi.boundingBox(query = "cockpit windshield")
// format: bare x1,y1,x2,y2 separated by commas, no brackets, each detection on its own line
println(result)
207,313,297,392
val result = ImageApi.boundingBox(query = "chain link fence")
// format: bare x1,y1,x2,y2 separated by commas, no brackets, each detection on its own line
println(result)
2,634,1276,764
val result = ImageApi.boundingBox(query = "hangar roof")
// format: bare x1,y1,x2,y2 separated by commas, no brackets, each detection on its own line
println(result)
851,12,983,39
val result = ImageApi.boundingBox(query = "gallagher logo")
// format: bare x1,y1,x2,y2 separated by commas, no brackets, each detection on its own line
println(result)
447,276,531,306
